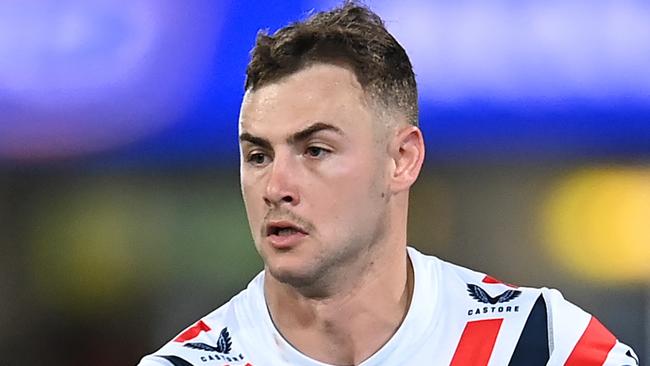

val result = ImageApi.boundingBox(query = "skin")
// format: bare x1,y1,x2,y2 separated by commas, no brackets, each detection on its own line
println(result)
239,62,425,365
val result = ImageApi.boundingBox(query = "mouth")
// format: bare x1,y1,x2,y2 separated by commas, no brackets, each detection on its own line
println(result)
264,220,309,249
265,221,308,237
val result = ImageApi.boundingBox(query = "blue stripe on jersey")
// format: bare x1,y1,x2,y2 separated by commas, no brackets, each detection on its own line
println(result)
159,355,194,366
508,294,549,365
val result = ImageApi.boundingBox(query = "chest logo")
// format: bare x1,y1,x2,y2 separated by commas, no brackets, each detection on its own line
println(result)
467,284,521,304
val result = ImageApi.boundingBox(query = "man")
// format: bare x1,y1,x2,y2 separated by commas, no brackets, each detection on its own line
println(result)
139,2,638,365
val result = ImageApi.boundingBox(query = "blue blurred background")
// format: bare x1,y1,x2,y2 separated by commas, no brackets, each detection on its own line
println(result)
0,0,648,364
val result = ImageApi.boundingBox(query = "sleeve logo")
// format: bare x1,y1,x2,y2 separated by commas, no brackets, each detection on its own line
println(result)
466,284,522,317
184,327,232,354
178,326,248,363
467,284,521,304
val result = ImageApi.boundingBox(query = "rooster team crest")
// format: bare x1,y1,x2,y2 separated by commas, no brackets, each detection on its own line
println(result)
184,327,232,354
467,284,521,304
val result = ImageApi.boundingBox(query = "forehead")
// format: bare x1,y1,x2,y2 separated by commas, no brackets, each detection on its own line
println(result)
239,63,374,136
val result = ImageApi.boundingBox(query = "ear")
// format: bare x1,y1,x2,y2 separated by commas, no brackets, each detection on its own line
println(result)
388,125,425,193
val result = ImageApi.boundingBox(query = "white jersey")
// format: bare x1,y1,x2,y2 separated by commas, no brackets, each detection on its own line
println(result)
138,247,638,366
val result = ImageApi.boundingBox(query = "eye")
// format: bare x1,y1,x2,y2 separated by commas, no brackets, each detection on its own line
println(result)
247,152,270,166
305,146,329,158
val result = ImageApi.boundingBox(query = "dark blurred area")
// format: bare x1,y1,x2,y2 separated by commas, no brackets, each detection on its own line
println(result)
0,1,648,365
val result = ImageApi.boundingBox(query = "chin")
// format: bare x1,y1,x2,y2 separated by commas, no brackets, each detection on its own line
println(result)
258,240,336,290
266,259,324,289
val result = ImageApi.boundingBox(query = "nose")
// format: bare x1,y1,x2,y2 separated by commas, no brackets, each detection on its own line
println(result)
263,153,300,207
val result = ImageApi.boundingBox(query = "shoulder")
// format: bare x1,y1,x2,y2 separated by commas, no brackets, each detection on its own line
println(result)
408,246,523,290
137,273,265,366
409,248,638,365
541,288,639,365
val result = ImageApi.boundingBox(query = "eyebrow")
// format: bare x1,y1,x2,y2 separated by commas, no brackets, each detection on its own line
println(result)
239,133,272,150
287,122,343,144
239,122,343,148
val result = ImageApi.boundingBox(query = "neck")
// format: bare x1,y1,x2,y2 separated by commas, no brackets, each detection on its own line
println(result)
264,245,414,365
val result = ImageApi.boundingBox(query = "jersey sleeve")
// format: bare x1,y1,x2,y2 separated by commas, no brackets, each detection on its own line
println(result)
542,288,639,365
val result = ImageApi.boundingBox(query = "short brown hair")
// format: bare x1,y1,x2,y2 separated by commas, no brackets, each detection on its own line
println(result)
245,1,418,126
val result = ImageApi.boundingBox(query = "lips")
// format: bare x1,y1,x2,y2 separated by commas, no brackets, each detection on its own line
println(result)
264,220,308,249
266,221,307,235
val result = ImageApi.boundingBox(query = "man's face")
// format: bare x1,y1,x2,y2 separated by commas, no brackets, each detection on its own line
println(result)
238,63,392,289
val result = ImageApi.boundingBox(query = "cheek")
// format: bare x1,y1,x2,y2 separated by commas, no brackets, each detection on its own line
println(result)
329,152,385,190
313,158,385,214
240,178,252,207
241,175,265,220
241,168,264,197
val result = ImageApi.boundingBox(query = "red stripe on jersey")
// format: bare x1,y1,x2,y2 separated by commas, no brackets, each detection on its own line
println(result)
450,318,503,366
564,316,617,366
174,320,211,342
482,275,518,288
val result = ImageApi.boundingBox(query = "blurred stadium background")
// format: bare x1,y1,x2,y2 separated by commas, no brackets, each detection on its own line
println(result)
0,0,648,364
